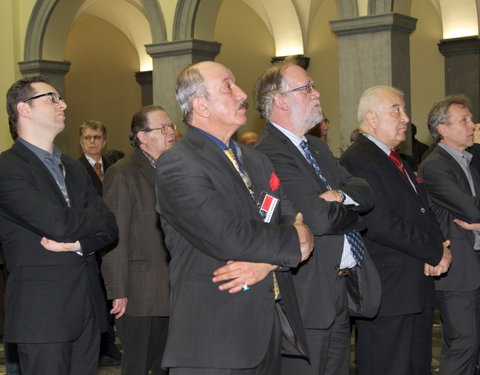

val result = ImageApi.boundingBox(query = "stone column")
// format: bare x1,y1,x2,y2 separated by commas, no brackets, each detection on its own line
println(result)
438,37,480,121
146,39,221,129
18,59,71,151
330,13,417,152
135,71,153,106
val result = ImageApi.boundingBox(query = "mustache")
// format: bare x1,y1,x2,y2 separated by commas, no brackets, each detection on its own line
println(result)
239,101,249,110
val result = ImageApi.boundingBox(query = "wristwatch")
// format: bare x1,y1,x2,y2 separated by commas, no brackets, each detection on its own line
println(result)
337,189,346,203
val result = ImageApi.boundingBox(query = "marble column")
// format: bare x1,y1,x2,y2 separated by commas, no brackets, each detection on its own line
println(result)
18,59,71,151
146,39,221,129
439,37,480,121
330,13,417,152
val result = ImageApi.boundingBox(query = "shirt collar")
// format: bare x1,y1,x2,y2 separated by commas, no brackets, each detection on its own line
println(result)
84,154,101,167
363,133,392,156
270,122,306,147
438,142,472,165
18,137,62,164
190,125,237,152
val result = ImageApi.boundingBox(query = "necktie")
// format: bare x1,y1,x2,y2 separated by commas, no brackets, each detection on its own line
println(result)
300,140,365,267
94,162,104,182
389,151,408,179
224,148,281,298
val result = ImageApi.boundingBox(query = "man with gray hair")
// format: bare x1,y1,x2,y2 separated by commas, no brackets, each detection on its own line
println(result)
419,95,480,375
254,60,380,375
340,86,451,375
156,61,313,374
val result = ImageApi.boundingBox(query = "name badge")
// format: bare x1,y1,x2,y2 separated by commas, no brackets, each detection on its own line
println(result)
259,192,278,223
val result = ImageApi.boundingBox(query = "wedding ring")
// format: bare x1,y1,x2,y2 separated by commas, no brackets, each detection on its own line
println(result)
242,282,250,291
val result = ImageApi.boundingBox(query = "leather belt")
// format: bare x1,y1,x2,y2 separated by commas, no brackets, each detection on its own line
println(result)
337,268,350,278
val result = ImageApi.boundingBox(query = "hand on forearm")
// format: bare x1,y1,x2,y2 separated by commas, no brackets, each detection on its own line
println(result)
40,237,81,252
454,218,480,231
293,213,314,262
319,190,343,202
212,261,276,293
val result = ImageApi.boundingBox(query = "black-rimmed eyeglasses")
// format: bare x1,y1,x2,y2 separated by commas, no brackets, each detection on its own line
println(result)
144,123,176,135
285,83,315,94
23,92,65,104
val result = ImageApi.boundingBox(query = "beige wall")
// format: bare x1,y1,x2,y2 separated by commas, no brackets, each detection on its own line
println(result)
214,0,275,138
410,0,445,146
307,0,341,154
64,14,142,159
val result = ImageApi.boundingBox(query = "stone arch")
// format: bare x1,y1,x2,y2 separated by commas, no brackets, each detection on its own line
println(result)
24,0,166,62
173,0,223,41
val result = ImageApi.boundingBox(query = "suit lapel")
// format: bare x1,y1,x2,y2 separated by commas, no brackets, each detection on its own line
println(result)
13,142,68,206
265,123,330,191
134,149,156,188
358,135,420,199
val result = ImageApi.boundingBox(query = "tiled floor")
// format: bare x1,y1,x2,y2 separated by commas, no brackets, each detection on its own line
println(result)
0,318,443,374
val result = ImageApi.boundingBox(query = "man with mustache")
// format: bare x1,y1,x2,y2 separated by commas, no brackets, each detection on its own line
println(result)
418,95,480,375
254,61,380,375
155,61,314,374
102,105,176,375
340,86,451,375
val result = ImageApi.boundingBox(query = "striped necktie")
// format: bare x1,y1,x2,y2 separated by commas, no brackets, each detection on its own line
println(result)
300,140,364,267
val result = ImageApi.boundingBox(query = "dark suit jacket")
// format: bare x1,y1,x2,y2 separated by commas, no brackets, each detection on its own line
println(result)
156,127,308,369
0,141,118,343
256,124,380,328
340,134,444,317
78,155,111,196
419,145,480,292
102,148,170,316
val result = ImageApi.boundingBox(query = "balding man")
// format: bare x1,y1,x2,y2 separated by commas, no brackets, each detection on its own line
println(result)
340,86,451,375
155,61,313,374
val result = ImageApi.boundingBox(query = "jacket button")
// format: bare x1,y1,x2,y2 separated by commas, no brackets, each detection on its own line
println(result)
420,208,426,213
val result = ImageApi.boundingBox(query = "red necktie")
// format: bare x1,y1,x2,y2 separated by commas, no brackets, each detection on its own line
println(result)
94,162,104,182
389,151,407,179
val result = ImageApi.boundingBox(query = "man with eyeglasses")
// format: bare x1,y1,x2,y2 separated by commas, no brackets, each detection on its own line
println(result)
78,120,111,196
254,60,380,375
0,76,118,375
101,105,175,375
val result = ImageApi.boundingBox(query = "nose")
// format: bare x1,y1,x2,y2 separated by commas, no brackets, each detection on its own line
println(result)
235,85,248,101
400,110,409,123
58,100,67,110
311,87,320,99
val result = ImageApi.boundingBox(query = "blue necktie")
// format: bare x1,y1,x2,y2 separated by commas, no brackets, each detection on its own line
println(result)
300,140,365,267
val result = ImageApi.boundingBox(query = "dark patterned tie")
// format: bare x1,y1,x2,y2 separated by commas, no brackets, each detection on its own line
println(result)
300,140,364,266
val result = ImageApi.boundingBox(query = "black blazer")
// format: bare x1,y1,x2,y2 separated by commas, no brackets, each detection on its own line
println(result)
0,141,118,343
419,145,480,292
156,127,308,369
78,154,111,196
340,134,443,317
256,123,380,327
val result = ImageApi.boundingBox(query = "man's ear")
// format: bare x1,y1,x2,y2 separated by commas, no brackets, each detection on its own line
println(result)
365,111,377,128
192,97,209,119
136,130,147,145
16,101,32,120
437,123,448,138
273,94,289,111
